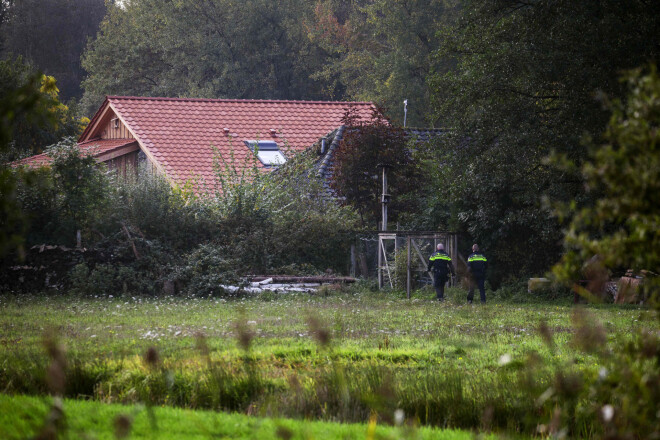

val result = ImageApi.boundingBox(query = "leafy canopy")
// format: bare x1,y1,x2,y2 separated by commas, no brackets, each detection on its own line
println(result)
427,0,660,283
331,109,424,228
0,57,87,160
81,0,332,114
553,66,660,300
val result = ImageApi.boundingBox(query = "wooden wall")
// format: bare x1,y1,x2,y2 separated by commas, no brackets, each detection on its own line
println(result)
105,151,138,179
100,117,134,140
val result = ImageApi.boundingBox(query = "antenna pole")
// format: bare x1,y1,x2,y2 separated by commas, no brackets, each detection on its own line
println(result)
403,99,408,128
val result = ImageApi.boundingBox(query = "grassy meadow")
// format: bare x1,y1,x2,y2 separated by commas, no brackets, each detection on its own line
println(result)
0,285,656,438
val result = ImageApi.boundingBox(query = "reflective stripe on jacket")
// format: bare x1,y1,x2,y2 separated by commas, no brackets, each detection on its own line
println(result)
467,252,488,278
427,251,455,277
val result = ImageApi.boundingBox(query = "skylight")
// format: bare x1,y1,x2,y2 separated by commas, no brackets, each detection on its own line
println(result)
244,140,287,166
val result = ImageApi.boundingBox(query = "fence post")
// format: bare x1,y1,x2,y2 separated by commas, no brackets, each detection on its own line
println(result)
350,244,356,278
406,236,412,299
378,234,383,289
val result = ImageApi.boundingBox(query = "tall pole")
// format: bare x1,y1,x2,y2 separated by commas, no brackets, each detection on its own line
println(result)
381,166,388,231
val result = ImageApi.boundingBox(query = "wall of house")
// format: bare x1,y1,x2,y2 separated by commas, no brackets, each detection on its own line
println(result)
100,117,134,140
105,151,138,179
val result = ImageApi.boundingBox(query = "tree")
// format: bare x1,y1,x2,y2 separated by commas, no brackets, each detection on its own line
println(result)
0,68,54,257
307,0,459,126
81,0,332,114
331,109,424,228
553,66,660,300
1,0,106,101
428,0,660,284
0,57,87,160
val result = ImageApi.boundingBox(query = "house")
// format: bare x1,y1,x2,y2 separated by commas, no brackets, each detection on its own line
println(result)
19,96,376,190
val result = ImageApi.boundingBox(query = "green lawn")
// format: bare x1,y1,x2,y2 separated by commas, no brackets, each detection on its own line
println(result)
0,287,656,436
1,394,489,440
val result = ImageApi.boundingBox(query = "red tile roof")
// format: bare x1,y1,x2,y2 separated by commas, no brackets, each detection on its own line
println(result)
88,96,375,188
15,139,138,168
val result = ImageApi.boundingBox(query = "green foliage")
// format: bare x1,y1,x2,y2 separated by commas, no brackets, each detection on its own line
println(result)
12,137,112,248
393,247,423,291
0,63,58,258
0,58,86,160
69,260,161,297
46,138,111,239
0,0,106,100
0,394,476,439
308,0,459,126
175,244,240,297
428,0,660,284
6,134,358,293
552,66,660,301
80,0,331,114
78,0,456,125
491,279,573,303
210,143,359,274
114,170,219,252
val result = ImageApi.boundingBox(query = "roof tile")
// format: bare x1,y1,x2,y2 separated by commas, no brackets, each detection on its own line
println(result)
103,96,374,188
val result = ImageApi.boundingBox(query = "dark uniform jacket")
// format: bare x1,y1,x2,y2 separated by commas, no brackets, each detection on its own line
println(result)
467,252,488,279
427,250,455,278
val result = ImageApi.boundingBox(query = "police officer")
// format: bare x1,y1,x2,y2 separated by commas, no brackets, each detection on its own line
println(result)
467,244,488,304
427,244,455,301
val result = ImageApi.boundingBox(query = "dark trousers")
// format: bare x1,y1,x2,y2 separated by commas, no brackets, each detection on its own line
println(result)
468,277,486,303
434,274,448,300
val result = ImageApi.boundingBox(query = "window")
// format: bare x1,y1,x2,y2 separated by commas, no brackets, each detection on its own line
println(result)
244,140,287,166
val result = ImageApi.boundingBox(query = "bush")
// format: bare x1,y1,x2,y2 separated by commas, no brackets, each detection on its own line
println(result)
174,244,240,297
113,171,220,252
493,279,573,302
210,143,359,275
5,130,361,295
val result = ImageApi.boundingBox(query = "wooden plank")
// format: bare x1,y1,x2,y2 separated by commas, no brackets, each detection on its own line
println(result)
249,276,357,284
380,239,393,289
411,239,433,280
95,142,139,162
378,235,383,289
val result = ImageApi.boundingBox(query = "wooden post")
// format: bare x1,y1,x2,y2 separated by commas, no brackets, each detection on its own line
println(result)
406,236,412,299
451,234,458,286
350,244,356,278
378,234,383,289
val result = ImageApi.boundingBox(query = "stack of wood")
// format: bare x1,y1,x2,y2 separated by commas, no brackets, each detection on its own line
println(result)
615,270,646,304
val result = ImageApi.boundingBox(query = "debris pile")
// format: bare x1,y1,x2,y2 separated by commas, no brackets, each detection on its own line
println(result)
222,275,357,294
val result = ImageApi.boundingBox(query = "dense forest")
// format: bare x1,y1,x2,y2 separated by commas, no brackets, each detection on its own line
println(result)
1,0,659,287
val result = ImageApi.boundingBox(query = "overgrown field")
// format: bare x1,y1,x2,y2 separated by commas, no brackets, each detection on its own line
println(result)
1,286,657,438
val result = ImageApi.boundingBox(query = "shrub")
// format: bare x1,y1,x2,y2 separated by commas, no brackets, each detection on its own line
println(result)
552,65,660,302
210,142,359,274
174,244,240,297
113,170,220,253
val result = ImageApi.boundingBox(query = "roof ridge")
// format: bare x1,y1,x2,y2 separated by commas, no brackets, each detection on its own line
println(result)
106,95,374,105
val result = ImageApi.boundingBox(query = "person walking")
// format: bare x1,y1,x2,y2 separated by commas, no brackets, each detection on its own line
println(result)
467,244,488,304
427,243,455,301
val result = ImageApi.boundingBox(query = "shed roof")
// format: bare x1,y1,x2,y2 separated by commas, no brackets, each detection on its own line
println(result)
15,139,138,168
